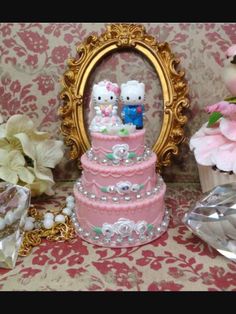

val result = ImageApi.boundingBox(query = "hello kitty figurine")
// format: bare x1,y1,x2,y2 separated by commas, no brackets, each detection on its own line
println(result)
89,80,122,133
121,80,145,129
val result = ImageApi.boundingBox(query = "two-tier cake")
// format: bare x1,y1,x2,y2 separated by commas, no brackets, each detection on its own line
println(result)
73,80,169,247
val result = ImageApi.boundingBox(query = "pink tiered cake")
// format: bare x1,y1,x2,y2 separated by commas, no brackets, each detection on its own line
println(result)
73,128,169,247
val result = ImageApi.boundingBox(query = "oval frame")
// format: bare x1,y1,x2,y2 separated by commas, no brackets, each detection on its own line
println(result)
58,23,189,172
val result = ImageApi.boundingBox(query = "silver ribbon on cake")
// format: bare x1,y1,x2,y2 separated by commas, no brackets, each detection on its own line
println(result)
183,183,236,263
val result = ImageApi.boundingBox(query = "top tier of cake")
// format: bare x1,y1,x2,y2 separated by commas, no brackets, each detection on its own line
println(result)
91,129,145,161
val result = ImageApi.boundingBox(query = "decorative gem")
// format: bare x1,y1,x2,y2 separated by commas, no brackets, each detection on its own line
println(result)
100,196,107,201
124,196,131,201
112,196,119,202
136,194,141,199
0,183,30,269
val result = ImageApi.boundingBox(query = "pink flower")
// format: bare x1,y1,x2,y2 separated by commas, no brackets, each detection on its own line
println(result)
18,31,49,53
51,46,70,64
10,80,21,93
25,54,38,67
33,75,54,95
206,101,236,117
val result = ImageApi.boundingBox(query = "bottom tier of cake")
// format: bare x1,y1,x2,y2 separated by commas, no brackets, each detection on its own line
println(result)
73,176,169,247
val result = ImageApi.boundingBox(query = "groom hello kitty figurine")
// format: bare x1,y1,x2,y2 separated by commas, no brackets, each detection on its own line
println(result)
120,80,145,129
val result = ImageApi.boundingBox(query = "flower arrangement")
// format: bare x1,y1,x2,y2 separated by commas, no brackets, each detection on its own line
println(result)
206,97,236,127
0,114,64,197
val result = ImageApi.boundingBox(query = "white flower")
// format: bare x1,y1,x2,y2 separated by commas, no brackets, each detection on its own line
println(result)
0,113,3,124
115,181,132,194
0,149,34,184
112,144,129,160
0,114,64,196
113,218,135,237
131,184,140,193
17,134,64,182
102,223,114,237
135,221,147,234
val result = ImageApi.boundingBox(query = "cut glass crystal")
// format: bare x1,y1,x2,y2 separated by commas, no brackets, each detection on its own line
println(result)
0,182,31,269
183,183,236,263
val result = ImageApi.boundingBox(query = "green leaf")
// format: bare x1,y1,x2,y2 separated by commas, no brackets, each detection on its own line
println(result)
93,227,102,234
101,128,108,133
224,96,236,104
128,152,136,159
118,128,129,136
139,184,144,190
147,224,153,231
101,187,107,192
106,153,114,160
207,112,222,127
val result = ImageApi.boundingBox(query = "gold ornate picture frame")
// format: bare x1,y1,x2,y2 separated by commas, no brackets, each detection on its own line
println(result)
58,23,189,172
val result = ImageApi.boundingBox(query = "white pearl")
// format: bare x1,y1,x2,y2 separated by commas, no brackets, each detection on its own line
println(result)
43,219,54,229
66,202,75,209
0,218,6,230
55,214,65,223
24,220,35,231
44,212,54,220
26,216,35,222
4,210,14,225
62,207,72,216
66,196,74,203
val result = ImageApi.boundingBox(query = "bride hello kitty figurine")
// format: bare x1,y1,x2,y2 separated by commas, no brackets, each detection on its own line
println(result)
89,80,122,133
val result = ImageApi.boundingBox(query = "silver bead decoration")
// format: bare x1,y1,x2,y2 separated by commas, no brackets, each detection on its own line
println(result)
162,221,167,227
146,149,151,156
102,159,108,164
76,181,81,187
90,194,96,199
94,235,100,241
136,156,142,162
136,194,141,199
77,227,83,233
103,237,111,244
124,159,131,165
79,186,83,192
153,187,159,193
165,209,169,215
83,191,88,196
146,191,152,197
124,196,131,201
74,222,80,228
116,237,123,244
148,231,154,237
128,237,134,243
156,226,161,233
112,196,119,202
140,234,146,241
83,232,90,238
93,156,98,162
100,196,107,201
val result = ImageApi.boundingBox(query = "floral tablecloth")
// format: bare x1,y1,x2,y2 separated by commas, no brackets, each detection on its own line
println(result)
0,181,235,291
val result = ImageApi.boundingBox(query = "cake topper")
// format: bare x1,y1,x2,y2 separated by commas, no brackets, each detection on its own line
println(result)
89,80,122,133
120,80,145,129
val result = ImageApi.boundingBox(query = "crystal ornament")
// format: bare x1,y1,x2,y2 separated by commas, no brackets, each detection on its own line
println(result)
0,183,30,269
183,183,236,263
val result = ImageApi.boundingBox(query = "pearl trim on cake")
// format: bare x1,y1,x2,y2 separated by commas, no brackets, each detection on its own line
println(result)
75,176,164,203
71,207,170,248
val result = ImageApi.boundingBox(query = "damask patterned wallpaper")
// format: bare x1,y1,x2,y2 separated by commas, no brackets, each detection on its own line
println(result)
0,23,235,182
